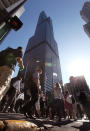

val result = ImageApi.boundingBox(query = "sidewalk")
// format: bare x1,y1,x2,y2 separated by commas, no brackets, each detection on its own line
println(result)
0,113,90,131
0,113,40,131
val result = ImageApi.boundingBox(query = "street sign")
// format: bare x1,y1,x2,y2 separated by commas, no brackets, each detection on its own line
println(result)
0,23,10,42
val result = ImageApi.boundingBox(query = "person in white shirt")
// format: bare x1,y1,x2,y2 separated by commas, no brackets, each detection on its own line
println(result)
23,67,42,118
52,82,64,121
53,83,63,100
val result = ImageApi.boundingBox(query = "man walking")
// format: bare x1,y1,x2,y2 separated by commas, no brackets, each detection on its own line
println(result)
23,67,42,118
52,82,64,121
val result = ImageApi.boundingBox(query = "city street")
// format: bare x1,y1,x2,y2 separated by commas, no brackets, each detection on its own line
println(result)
0,113,90,131
0,1,90,131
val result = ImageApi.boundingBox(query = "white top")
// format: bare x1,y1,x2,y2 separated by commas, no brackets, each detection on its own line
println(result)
66,95,72,104
53,86,63,99
13,80,21,92
16,93,24,101
33,71,41,88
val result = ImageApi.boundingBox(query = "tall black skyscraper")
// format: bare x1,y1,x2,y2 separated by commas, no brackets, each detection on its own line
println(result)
23,11,62,93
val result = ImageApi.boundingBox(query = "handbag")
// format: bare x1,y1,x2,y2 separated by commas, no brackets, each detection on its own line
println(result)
66,95,72,104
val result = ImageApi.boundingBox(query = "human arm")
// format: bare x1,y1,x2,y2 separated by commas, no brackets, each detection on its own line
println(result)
35,77,41,90
17,57,24,69
33,72,41,90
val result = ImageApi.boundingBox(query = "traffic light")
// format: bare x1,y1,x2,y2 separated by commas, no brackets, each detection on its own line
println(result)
7,16,23,31
0,16,23,42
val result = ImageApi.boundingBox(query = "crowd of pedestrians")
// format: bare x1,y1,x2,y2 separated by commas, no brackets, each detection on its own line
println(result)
0,47,90,122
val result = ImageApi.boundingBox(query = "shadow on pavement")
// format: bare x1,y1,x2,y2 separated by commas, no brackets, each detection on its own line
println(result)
29,119,74,128
72,122,90,131
0,113,77,130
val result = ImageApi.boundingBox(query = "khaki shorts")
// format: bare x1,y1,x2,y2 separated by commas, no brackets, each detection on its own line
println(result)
0,66,14,101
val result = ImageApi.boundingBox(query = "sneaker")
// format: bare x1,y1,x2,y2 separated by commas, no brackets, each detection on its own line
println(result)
29,115,36,119
24,112,29,118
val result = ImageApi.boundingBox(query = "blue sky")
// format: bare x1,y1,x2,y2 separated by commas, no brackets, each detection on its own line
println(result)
0,0,90,86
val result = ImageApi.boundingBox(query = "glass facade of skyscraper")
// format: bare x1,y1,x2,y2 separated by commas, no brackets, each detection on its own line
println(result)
23,11,62,93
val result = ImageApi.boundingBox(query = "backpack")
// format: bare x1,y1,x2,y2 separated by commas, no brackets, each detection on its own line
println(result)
66,95,72,104
0,48,17,67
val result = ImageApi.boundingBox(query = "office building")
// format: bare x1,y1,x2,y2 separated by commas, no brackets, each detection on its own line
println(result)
80,2,90,23
23,11,62,93
80,2,90,37
83,22,90,38
63,76,89,101
69,76,89,92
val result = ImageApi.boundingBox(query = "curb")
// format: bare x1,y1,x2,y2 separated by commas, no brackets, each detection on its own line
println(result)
0,120,40,131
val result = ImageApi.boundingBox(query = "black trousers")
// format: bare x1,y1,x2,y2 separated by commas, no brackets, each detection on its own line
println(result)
1,88,16,112
23,84,38,116
52,99,63,119
15,99,24,113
